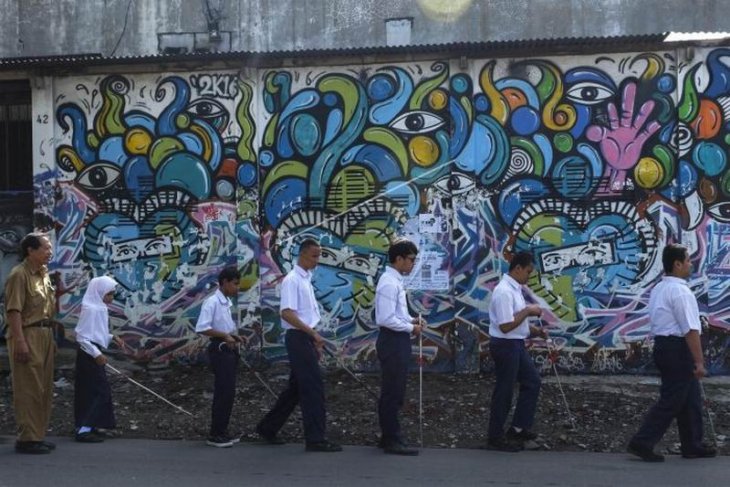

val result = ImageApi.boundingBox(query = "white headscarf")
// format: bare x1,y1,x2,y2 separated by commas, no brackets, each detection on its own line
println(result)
75,276,118,348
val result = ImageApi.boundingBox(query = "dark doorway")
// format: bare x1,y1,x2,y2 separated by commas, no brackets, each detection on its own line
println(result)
0,80,32,191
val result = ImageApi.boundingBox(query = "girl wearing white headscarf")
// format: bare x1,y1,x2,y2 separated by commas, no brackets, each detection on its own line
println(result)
74,276,122,443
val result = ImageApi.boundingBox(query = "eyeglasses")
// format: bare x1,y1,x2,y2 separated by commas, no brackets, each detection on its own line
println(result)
405,255,417,262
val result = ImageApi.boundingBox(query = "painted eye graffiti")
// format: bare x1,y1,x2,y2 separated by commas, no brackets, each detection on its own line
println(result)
77,163,122,191
434,173,476,195
708,203,730,222
187,99,229,130
390,111,445,134
565,82,615,105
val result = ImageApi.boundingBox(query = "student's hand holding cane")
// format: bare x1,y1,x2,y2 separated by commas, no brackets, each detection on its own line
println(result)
694,361,707,379
95,354,109,366
312,331,326,360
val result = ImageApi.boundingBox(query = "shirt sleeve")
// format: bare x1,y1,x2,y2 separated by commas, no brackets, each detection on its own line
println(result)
280,277,298,313
195,298,215,333
77,336,102,358
490,287,516,327
376,282,414,333
671,288,701,335
3,269,25,314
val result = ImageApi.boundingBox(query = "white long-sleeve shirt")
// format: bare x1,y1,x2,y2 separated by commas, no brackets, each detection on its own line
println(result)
649,276,702,337
375,266,414,333
76,276,117,358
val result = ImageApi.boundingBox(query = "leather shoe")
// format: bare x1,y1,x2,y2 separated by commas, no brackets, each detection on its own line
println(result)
485,437,522,452
76,431,104,443
506,426,538,441
682,444,717,459
383,441,419,456
256,426,285,445
41,440,56,450
15,441,52,454
305,440,342,452
627,440,664,462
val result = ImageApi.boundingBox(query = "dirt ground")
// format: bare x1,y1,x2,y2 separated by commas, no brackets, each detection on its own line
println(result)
1,355,728,456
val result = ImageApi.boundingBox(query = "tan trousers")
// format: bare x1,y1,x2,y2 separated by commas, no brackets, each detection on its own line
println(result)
7,328,55,441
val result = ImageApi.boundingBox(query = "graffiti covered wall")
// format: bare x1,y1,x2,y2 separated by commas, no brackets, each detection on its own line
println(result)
29,47,730,372
0,194,34,338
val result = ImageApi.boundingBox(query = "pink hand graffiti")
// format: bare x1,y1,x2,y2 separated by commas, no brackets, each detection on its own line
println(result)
586,82,661,188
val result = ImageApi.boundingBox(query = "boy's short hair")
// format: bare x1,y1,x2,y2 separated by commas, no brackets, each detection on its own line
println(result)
388,239,418,263
299,238,320,253
509,251,534,271
218,266,241,284
662,244,687,274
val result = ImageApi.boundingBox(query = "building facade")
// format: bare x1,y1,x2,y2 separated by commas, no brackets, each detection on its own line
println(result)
1,36,730,373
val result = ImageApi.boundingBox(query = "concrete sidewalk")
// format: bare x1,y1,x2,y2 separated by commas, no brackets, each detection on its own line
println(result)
0,436,727,487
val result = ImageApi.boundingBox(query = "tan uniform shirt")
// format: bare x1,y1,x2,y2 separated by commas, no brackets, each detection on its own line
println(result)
4,260,56,337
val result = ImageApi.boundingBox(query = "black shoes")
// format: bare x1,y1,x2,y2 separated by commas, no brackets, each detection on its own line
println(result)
383,441,419,456
256,426,286,445
627,440,664,462
93,428,122,439
305,440,342,452
206,435,233,448
681,444,717,459
506,426,538,442
485,437,522,453
76,431,105,443
15,441,53,454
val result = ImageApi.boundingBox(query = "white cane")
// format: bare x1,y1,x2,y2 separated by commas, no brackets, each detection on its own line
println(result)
106,363,195,417
545,337,576,430
418,313,424,448
699,380,718,447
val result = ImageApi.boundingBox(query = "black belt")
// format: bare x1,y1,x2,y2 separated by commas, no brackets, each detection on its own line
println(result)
25,319,55,329
655,335,685,342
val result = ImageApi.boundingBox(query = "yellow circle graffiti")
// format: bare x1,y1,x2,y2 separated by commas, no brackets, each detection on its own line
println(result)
428,89,448,110
409,135,440,167
417,0,472,21
634,157,664,189
124,127,153,155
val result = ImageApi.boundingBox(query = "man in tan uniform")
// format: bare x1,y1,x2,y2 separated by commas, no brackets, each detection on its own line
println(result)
4,233,57,454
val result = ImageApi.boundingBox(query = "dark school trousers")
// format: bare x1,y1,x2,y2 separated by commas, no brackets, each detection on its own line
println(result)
256,329,326,443
631,335,704,451
74,348,116,429
488,337,541,440
377,327,412,444
208,339,239,437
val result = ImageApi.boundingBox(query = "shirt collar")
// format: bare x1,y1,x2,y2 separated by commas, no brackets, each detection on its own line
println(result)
503,273,522,291
22,259,46,276
663,275,688,285
385,266,403,282
294,264,312,280
214,288,231,305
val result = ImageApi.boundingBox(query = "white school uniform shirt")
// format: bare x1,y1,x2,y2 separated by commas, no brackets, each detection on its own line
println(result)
488,274,530,339
195,288,237,335
280,264,320,330
649,276,702,337
76,276,118,358
375,266,414,333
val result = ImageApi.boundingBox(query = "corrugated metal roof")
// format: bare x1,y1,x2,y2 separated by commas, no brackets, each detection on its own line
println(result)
0,33,687,71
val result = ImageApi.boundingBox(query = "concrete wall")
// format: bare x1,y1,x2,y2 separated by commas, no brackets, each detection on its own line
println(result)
2,0,730,58
12,44,730,373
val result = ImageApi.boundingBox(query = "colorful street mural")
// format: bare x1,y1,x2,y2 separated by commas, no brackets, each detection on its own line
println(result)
0,193,33,340
16,47,730,372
